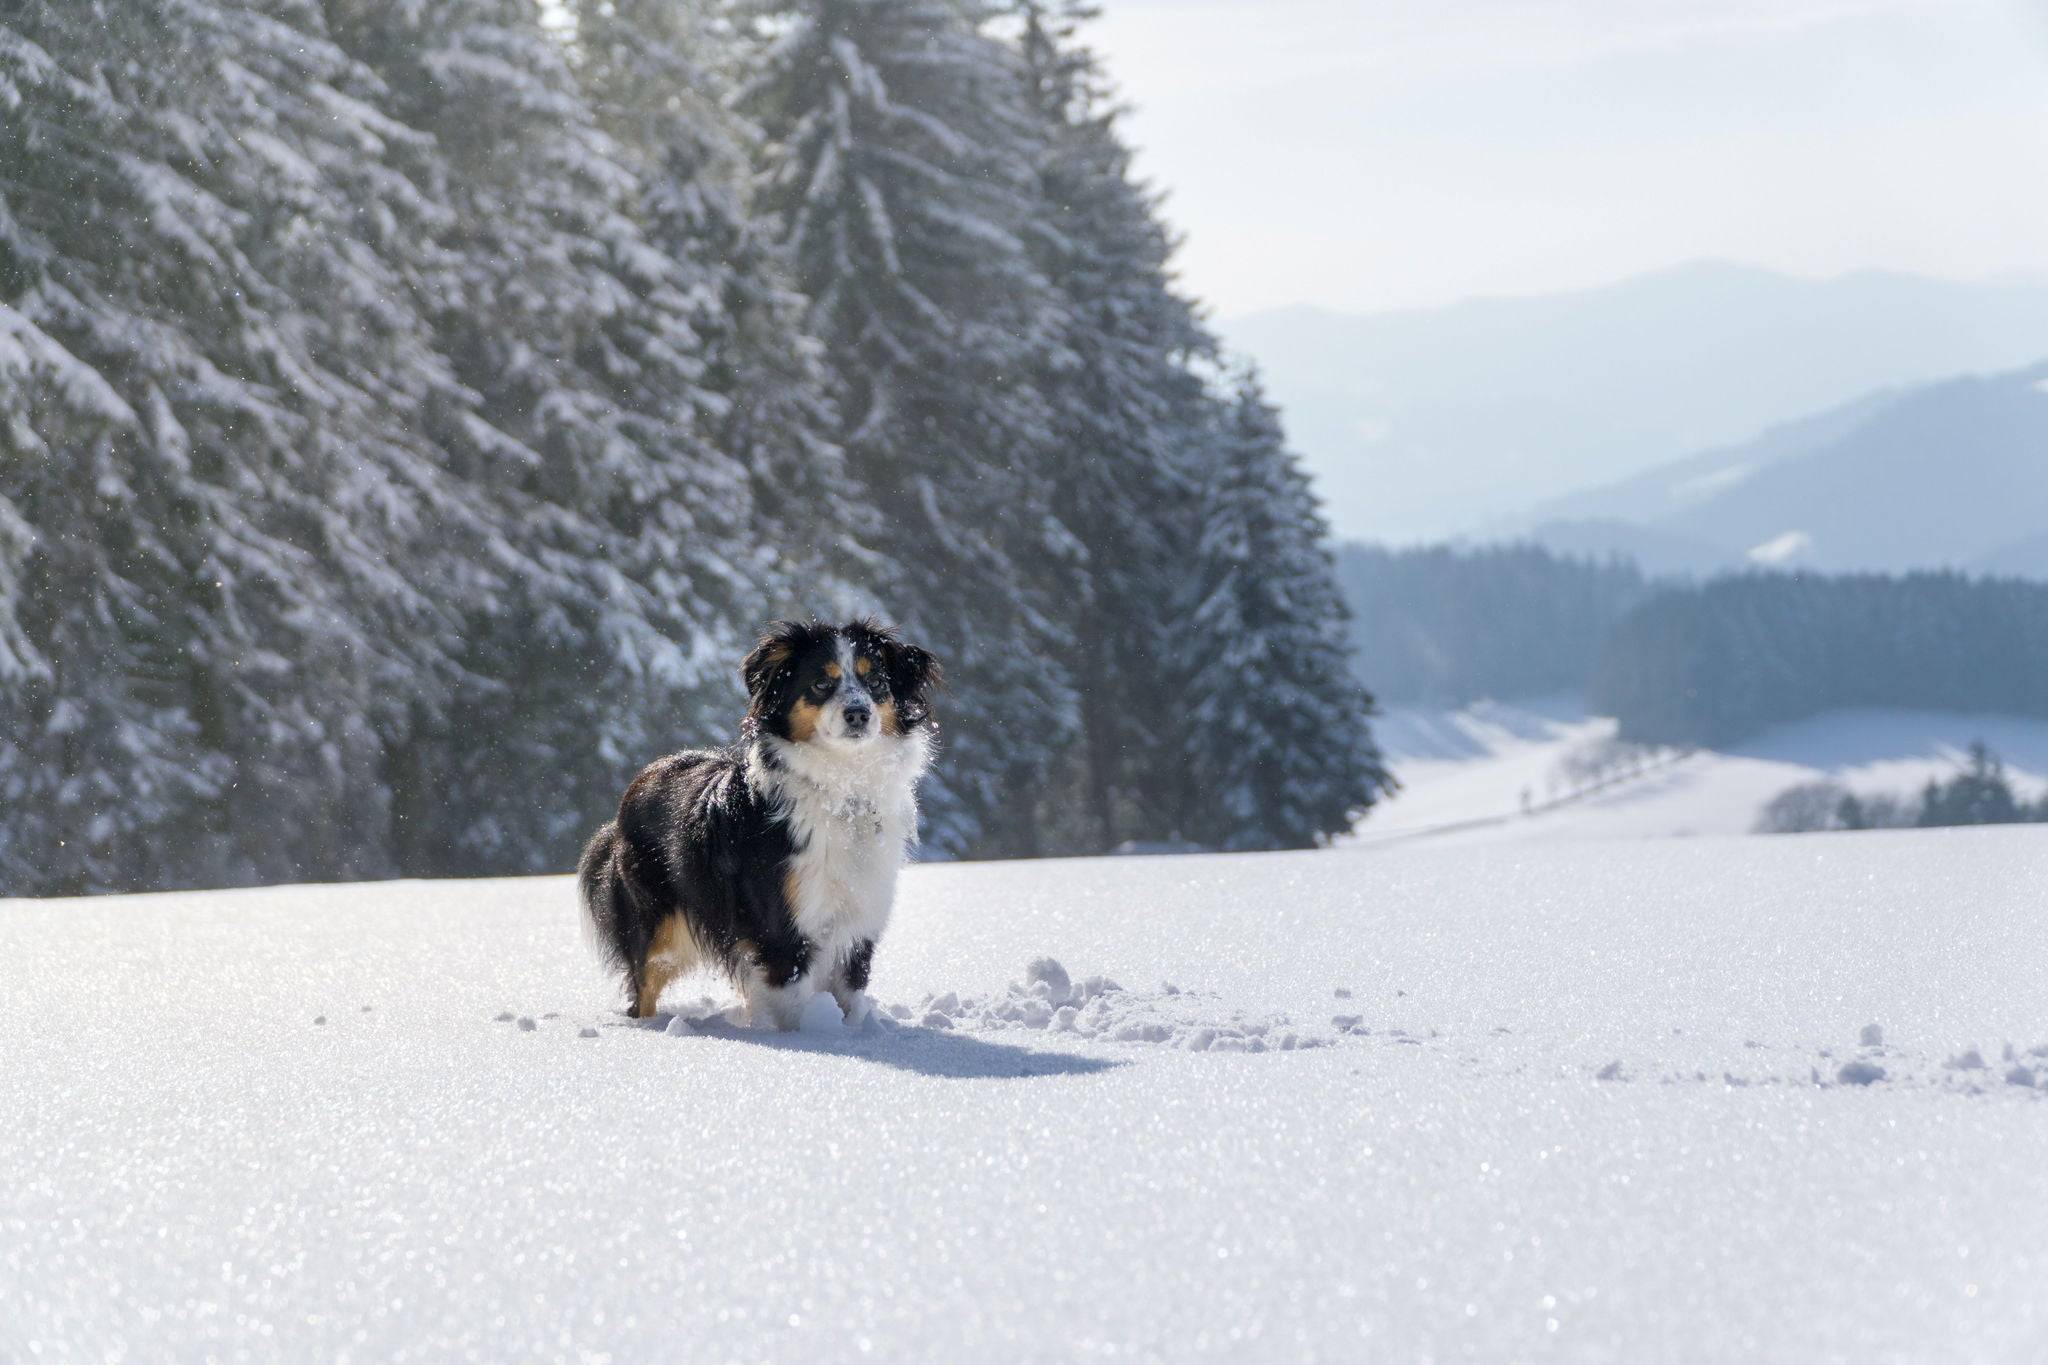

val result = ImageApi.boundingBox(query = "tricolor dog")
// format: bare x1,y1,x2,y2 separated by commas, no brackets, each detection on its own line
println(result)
578,618,940,1027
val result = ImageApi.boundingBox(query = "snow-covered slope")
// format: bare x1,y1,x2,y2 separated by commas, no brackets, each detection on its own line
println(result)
8,832,2048,1362
1364,700,2048,845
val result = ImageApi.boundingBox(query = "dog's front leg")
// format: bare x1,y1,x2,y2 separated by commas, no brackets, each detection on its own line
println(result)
744,935,816,1031
824,938,877,1025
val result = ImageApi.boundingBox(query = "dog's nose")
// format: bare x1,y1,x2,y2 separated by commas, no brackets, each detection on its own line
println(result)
843,706,872,730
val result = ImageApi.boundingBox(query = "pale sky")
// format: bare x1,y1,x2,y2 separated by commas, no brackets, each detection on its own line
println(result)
1089,0,2048,316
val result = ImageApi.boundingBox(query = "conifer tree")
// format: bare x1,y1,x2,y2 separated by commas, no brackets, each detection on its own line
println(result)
0,0,483,892
570,0,861,600
740,0,1081,857
1015,0,1219,849
1173,373,1391,850
327,0,793,874
1916,741,2027,827
2,0,1404,892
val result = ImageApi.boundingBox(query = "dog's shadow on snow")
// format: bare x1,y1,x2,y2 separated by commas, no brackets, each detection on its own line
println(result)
623,1012,1119,1080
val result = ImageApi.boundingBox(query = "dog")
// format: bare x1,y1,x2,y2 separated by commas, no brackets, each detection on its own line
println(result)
578,618,940,1028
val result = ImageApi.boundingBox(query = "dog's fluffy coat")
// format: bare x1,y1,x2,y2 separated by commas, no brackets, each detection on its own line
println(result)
578,619,939,1027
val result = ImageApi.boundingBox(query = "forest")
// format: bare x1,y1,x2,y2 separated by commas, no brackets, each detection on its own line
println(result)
0,0,1386,896
1335,542,1646,705
1589,572,2048,748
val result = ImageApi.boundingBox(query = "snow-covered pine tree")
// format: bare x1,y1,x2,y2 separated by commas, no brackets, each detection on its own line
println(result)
568,0,862,606
327,0,786,875
1015,0,1222,850
0,1,484,893
1173,371,1391,850
740,0,1082,858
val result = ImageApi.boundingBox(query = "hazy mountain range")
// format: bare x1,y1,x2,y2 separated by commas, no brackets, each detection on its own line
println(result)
1224,262,2048,546
1520,365,2048,577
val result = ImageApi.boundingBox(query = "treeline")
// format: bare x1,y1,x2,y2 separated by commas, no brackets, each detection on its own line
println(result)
1757,742,2048,833
0,0,1385,896
1589,572,2048,748
1336,543,1646,705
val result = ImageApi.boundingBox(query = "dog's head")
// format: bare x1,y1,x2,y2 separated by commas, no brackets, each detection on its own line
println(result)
743,618,940,747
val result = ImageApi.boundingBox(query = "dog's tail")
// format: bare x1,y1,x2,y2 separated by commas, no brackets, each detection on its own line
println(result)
577,820,630,972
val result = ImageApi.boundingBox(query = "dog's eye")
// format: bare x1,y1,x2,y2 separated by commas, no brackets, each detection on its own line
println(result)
865,670,889,696
808,678,834,698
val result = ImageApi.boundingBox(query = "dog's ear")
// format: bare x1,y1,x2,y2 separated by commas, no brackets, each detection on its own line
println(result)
883,636,942,728
742,620,813,710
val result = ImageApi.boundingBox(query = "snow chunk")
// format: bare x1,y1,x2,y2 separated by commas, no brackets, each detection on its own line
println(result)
1859,1023,1883,1048
899,961,1336,1052
799,993,846,1034
1023,957,1071,1004
1837,1060,1886,1086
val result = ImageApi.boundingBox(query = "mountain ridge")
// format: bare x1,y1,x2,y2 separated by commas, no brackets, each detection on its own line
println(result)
1513,363,2048,576
1224,261,2048,543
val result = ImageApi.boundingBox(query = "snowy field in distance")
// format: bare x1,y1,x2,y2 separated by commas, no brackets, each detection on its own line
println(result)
1359,698,2048,846
7,830,2048,1362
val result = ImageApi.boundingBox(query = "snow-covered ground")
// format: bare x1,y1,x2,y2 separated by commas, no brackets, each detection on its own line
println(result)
1361,699,2048,845
7,829,2048,1361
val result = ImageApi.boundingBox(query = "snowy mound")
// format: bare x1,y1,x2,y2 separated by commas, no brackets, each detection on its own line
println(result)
886,964,1335,1052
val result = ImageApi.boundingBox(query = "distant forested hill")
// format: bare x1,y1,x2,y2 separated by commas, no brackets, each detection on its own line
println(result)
1589,573,2048,748
1337,544,1647,705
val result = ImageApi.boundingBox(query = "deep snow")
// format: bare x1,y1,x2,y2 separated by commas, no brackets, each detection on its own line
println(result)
6,829,2048,1362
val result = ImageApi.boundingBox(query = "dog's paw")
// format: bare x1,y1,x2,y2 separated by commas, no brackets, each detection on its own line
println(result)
743,982,813,1032
835,990,874,1028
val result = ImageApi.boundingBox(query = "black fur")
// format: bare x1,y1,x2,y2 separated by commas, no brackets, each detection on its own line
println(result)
579,618,940,1018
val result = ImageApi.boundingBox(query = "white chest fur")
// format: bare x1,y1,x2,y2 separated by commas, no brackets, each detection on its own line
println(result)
749,731,929,956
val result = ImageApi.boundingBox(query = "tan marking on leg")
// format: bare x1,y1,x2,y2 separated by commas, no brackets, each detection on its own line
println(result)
786,698,821,742
635,915,703,1018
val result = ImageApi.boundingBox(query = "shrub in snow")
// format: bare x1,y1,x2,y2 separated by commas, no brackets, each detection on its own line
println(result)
1755,783,1860,834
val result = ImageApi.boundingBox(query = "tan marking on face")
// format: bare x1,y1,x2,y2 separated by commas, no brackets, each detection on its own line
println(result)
823,660,841,680
786,697,821,742
854,655,873,678
877,697,901,736
635,915,704,1018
